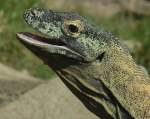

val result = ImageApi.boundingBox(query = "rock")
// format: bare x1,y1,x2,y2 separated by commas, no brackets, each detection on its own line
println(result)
0,63,42,107
43,0,121,17
0,78,99,119
43,0,150,16
0,63,98,119
118,0,150,16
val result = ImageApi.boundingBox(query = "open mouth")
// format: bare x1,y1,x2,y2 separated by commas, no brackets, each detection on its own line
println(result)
17,32,67,46
16,32,85,61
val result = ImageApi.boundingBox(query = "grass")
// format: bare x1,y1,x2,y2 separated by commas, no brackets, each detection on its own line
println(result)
0,0,149,79
97,14,150,73
0,0,54,79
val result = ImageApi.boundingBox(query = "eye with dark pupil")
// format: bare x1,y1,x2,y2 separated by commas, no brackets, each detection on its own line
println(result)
68,24,79,33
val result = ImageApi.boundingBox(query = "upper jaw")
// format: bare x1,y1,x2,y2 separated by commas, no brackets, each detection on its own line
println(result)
16,32,85,62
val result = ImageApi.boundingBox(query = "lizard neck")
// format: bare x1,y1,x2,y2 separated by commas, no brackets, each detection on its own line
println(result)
99,42,150,119
102,42,148,81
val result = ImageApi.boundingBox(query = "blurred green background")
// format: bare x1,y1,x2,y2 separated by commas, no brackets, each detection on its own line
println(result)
0,0,149,79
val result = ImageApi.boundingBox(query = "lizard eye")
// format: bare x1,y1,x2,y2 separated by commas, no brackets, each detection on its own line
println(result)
68,24,79,33
63,20,84,37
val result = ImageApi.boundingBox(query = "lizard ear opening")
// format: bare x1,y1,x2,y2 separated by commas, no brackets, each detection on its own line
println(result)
96,52,105,62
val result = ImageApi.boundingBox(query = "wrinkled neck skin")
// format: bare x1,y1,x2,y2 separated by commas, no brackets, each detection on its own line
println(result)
50,42,150,119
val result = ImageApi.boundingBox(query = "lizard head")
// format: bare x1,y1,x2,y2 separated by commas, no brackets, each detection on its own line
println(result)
16,8,132,118
17,8,107,66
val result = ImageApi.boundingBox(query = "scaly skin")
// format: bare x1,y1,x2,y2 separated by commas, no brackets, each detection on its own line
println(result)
16,8,150,119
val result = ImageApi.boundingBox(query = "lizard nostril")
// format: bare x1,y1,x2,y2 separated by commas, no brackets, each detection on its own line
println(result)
30,11,36,16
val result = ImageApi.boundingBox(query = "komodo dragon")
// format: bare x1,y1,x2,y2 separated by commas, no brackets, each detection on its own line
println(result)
16,8,150,119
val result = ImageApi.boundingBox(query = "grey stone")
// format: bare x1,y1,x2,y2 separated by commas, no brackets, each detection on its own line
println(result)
0,64,98,119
